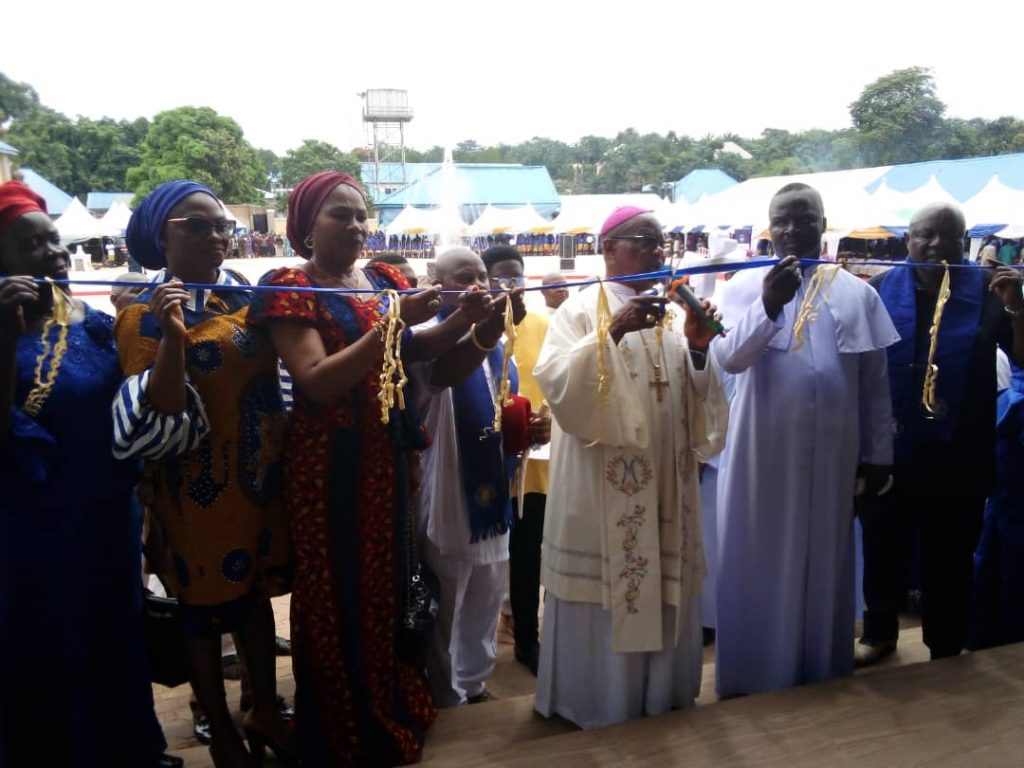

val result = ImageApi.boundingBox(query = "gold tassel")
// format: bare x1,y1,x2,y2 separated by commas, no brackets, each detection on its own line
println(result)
595,280,613,401
791,264,842,352
492,293,519,431
23,279,71,418
922,262,952,417
376,289,408,425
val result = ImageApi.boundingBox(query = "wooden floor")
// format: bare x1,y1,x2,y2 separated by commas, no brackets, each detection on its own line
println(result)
435,644,1024,768
159,598,1021,767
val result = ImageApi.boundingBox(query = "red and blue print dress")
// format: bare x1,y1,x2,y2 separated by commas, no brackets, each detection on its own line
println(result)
250,264,436,767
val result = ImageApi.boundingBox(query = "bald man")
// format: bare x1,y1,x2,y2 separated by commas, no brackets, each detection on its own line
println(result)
110,272,150,313
410,247,529,706
713,183,898,697
858,203,1024,665
540,272,568,313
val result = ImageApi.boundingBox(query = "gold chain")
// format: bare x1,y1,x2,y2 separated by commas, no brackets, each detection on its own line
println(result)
307,259,370,291
492,293,519,431
636,325,672,404
23,280,71,417
375,288,408,424
922,262,952,416
636,328,667,375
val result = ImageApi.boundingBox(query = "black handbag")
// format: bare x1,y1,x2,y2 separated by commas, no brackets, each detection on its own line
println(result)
403,560,440,644
143,589,189,688
401,502,439,653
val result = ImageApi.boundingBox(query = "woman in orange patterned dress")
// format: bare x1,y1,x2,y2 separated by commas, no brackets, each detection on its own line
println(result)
114,181,294,768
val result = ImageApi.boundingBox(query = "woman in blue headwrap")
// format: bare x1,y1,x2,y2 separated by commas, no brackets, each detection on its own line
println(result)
0,181,174,766
115,181,295,768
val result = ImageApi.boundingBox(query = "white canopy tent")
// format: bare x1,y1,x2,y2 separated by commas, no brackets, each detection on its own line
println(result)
868,175,960,222
55,197,104,242
468,203,553,235
995,224,1024,239
960,177,1024,228
547,193,673,234
682,166,904,239
98,200,133,237
659,199,693,232
385,204,469,237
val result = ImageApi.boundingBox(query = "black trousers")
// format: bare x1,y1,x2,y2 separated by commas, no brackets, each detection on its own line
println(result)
859,474,985,658
509,492,546,650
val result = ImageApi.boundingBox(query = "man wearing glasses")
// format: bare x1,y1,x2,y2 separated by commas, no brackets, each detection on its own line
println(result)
481,245,552,676
533,207,727,728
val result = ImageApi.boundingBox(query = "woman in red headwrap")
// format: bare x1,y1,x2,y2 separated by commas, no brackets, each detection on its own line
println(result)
249,171,483,766
0,181,176,767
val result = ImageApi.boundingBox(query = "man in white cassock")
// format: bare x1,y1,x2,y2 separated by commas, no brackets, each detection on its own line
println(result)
533,207,728,729
712,183,898,697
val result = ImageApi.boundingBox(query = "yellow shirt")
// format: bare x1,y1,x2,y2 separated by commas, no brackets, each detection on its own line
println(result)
515,311,550,495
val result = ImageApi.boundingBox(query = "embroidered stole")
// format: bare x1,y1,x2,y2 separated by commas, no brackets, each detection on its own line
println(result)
450,338,519,542
600,296,702,653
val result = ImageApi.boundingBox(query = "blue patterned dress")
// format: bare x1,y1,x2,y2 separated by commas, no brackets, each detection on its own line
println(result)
0,306,166,767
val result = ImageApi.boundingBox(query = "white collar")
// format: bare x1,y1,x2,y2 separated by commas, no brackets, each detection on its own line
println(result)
152,268,241,311
607,279,642,304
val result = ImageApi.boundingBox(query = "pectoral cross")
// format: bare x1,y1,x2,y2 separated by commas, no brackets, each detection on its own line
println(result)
649,364,670,402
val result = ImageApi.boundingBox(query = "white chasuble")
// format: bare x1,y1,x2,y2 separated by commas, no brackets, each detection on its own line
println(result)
534,282,728,653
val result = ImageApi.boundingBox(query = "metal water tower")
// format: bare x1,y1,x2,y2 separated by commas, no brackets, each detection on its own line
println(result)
360,89,413,202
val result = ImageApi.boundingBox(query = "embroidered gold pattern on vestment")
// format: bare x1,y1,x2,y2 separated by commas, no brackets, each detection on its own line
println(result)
617,504,649,614
606,454,654,496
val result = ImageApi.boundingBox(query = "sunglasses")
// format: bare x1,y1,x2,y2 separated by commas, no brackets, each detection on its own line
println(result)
490,276,526,290
166,217,236,237
606,234,664,248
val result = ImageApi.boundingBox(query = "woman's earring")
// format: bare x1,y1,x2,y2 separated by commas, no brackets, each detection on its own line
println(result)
304,235,314,250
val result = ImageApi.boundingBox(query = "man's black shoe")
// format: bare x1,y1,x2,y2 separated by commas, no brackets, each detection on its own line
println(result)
514,643,540,676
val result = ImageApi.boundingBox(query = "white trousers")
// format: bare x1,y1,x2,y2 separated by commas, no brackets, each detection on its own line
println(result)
423,540,506,706
535,593,702,729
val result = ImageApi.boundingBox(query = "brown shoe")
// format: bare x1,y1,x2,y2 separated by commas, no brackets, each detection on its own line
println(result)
854,639,897,668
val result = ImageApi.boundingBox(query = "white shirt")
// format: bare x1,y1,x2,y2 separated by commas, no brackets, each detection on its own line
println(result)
411,317,510,565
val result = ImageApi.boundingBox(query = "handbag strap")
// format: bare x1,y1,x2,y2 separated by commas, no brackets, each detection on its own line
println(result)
405,485,419,606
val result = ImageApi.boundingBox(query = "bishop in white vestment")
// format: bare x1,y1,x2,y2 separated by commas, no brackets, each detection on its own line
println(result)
533,207,728,729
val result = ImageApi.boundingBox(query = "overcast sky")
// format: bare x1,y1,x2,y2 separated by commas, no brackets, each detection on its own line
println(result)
3,0,1022,157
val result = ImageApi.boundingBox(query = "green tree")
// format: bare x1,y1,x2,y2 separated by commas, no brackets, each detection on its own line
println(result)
72,118,145,193
935,118,983,160
454,139,480,157
405,145,444,163
4,107,78,191
0,72,40,124
511,137,571,178
255,148,281,184
575,135,612,165
125,106,265,203
849,67,947,165
974,116,1024,155
280,139,360,187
